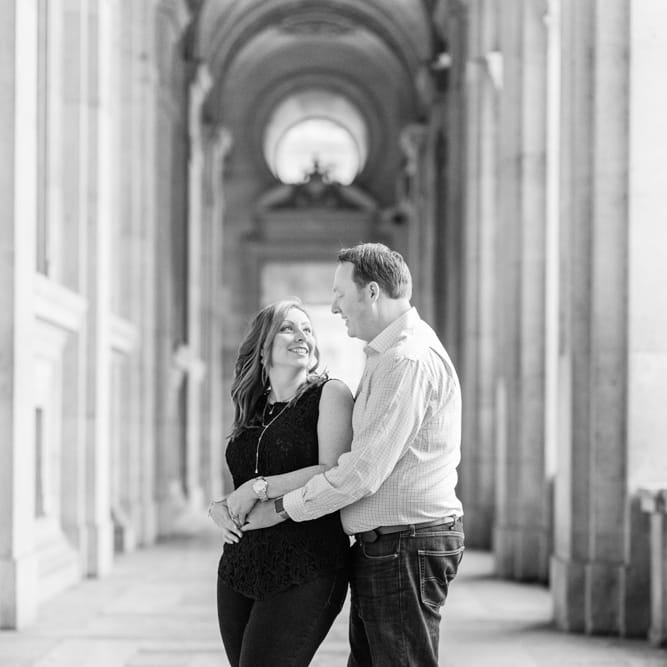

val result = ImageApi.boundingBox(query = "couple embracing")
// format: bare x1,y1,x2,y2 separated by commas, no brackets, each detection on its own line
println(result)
209,242,464,667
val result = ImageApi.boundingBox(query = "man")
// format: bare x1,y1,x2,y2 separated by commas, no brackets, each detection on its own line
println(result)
243,243,464,666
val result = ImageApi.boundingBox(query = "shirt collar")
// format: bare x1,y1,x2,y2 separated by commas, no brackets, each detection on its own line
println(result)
364,307,419,356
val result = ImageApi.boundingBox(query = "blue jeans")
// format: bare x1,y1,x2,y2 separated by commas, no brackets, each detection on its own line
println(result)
348,519,464,667
217,567,348,667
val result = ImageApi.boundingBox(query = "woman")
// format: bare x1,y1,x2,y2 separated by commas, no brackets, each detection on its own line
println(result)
208,298,353,667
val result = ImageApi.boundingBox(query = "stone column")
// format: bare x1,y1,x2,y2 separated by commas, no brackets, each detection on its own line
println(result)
0,0,38,629
104,0,148,554
133,0,160,546
551,0,646,636
493,0,551,582
59,0,89,562
184,63,213,514
432,0,466,369
455,0,499,549
82,0,115,576
397,123,428,315
152,0,193,536
200,122,232,501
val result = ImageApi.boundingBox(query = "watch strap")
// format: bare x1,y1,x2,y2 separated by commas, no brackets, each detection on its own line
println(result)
274,496,290,520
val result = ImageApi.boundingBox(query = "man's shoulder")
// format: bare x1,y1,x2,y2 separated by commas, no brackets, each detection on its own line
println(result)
384,326,444,364
381,324,458,384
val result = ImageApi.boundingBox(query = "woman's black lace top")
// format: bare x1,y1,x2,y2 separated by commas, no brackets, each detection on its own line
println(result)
218,380,350,599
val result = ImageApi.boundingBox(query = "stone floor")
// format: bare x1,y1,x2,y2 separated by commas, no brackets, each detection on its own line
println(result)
0,529,664,666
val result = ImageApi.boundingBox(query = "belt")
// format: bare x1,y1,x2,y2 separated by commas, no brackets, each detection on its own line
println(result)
355,516,459,543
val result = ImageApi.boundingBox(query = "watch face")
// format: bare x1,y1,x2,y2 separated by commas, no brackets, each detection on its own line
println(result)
253,478,268,498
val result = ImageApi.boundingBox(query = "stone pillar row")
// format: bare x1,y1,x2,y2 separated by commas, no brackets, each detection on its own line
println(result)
551,0,642,636
0,0,38,629
443,0,667,640
0,0,229,628
455,0,499,550
493,0,551,583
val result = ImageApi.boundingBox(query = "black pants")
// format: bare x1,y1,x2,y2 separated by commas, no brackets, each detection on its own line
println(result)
217,568,348,667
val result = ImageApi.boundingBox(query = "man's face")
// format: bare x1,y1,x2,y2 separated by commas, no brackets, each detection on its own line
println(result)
331,262,372,341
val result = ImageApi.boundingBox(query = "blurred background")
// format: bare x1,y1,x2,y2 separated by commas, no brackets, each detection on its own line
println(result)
1,0,667,657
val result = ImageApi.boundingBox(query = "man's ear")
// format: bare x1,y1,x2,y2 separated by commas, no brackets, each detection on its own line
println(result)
368,281,380,301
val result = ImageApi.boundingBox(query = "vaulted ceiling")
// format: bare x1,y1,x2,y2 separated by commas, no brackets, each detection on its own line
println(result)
193,0,440,203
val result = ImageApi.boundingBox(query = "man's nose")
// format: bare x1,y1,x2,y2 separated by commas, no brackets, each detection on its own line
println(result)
331,301,339,314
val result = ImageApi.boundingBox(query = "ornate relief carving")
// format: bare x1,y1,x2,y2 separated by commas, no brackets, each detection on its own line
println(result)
257,160,376,212
400,123,427,177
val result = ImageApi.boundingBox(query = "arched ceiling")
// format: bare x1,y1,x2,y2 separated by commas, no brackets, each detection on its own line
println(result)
194,0,437,203
264,89,369,183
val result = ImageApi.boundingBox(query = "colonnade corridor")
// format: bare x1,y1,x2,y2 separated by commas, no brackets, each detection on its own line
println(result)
0,529,662,667
3,0,667,663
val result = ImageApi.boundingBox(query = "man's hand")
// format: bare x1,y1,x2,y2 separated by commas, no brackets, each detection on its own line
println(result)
241,499,284,531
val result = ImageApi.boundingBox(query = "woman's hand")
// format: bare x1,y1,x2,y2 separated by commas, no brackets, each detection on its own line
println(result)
208,498,243,545
226,481,260,526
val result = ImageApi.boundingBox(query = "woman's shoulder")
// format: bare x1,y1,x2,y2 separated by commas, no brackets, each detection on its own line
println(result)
319,377,354,408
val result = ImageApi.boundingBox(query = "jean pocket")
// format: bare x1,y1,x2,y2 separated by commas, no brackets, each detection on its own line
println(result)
360,534,400,560
418,545,464,609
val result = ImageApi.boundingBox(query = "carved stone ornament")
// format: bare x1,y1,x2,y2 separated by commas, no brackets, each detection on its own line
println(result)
257,160,376,213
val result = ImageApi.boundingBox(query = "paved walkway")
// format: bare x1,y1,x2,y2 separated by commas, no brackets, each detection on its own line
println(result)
0,529,664,666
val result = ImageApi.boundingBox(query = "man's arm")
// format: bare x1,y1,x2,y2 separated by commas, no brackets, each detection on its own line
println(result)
242,356,433,530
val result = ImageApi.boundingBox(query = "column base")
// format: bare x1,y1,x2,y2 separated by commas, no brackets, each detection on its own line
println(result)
649,626,667,648
551,554,639,635
494,523,550,582
551,554,587,632
462,503,493,549
0,553,37,629
35,524,81,605
138,499,158,546
112,506,137,554
85,519,114,577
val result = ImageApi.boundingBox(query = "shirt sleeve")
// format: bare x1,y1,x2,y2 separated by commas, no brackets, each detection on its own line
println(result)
283,354,432,522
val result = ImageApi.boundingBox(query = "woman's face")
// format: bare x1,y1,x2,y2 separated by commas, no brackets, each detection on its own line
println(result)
268,307,316,372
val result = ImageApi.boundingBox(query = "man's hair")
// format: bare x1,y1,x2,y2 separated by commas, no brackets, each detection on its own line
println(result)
337,243,412,300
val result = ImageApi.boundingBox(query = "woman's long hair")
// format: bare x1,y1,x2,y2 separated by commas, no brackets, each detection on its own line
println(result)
229,298,324,438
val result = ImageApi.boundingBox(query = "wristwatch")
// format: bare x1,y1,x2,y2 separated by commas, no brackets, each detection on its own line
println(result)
252,476,269,502
274,496,290,520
